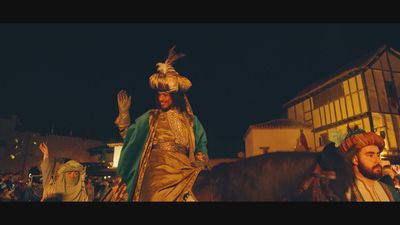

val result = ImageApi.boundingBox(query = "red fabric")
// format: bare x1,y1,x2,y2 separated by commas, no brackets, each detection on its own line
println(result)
300,133,309,150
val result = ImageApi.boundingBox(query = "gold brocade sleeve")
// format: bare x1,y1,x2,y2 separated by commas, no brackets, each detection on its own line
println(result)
114,113,131,139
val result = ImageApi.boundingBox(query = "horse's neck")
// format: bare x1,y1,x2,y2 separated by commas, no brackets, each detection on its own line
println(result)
233,153,319,200
196,153,320,201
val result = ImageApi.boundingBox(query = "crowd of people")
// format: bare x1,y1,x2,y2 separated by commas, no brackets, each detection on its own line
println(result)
0,171,127,202
0,173,124,202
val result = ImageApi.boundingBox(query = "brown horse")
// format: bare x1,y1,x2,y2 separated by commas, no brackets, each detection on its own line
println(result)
192,143,354,201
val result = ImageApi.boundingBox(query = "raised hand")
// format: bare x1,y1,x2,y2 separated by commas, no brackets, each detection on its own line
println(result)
39,143,49,158
117,90,132,114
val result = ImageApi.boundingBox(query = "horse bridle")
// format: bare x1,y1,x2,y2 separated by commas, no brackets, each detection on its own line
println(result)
297,163,339,201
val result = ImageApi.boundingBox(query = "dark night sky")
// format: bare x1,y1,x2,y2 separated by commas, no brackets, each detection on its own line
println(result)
2,24,400,158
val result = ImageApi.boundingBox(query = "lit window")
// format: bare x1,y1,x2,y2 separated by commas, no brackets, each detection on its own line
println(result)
352,93,361,115
340,97,347,119
325,105,331,124
385,114,397,149
343,80,350,95
346,96,354,117
312,109,321,128
330,102,336,123
359,91,368,113
349,77,357,93
320,107,326,126
363,118,371,132
334,100,342,121
356,75,364,90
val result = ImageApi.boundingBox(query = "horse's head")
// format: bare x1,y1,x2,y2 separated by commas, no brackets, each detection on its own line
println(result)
296,142,354,201
309,142,354,201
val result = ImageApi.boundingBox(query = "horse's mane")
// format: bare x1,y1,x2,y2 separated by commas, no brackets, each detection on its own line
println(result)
209,152,319,201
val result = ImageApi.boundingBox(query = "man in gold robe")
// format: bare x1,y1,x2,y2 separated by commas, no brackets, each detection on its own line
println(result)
115,46,209,202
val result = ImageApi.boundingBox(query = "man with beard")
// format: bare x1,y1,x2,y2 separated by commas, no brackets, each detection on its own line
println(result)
339,126,400,201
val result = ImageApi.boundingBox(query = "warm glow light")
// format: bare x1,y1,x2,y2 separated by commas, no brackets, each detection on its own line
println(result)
10,151,21,160
112,146,122,168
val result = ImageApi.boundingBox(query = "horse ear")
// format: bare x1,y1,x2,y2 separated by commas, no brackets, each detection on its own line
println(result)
322,142,340,155
319,142,341,171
